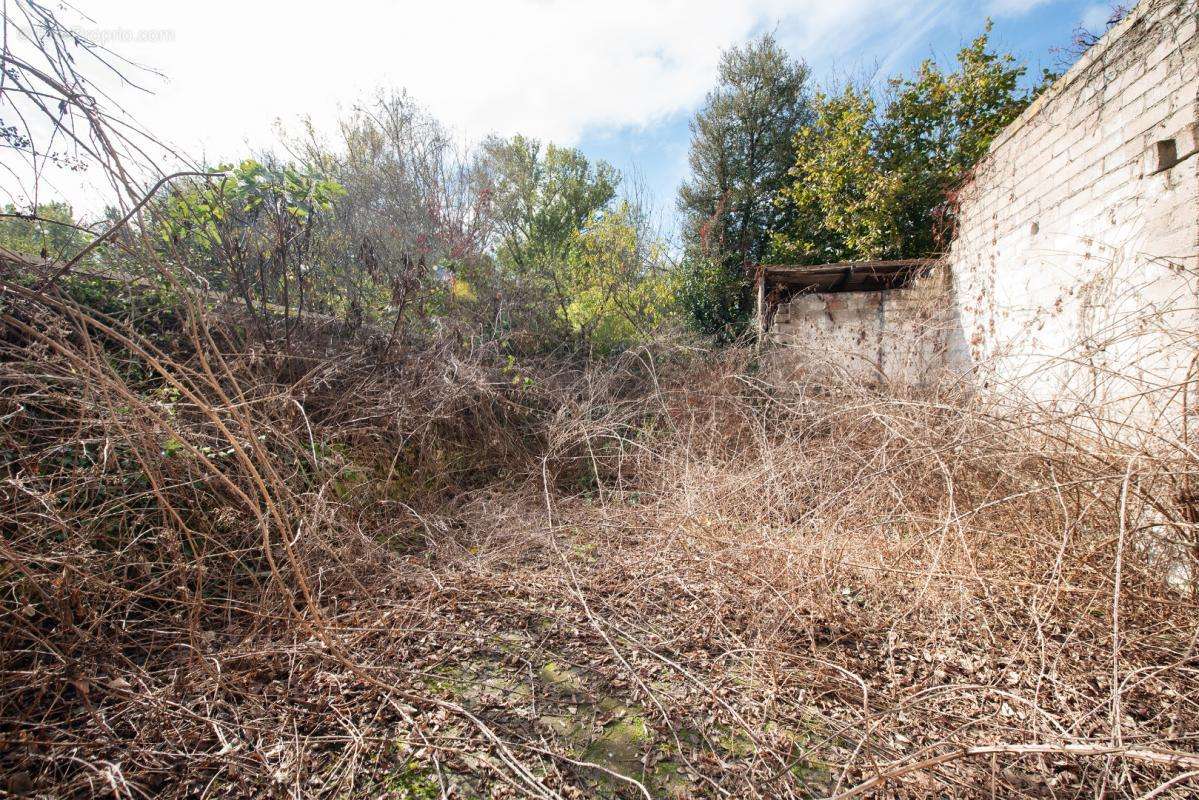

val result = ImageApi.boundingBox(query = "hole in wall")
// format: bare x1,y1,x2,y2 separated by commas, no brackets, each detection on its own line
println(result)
1153,138,1179,172
1030,221,1040,236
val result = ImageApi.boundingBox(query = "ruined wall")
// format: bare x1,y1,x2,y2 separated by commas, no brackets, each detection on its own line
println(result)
765,0,1198,417
767,275,956,387
947,0,1199,426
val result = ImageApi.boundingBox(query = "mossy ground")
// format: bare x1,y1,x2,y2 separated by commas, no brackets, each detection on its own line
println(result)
389,619,829,798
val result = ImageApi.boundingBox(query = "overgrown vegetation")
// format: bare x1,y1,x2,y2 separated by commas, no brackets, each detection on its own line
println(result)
678,23,1053,336
2,2,1197,798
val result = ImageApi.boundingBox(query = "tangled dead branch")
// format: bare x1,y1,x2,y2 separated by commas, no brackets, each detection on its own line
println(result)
2,264,1197,797
1,2,1196,797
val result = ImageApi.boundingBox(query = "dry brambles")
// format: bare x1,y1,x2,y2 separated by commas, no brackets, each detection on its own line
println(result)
1,0,1198,797
2,274,1198,797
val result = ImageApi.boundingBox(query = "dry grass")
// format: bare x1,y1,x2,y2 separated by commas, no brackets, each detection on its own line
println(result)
2,264,1197,799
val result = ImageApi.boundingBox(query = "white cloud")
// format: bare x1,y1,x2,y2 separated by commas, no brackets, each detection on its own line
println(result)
41,2,930,152
5,0,954,213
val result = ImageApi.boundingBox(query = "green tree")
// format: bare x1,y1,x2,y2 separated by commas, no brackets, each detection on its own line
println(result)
772,23,1049,263
481,134,621,341
677,33,811,339
563,201,672,353
770,86,899,263
0,202,91,261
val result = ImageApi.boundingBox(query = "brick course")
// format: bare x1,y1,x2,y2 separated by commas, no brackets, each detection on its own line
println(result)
768,0,1198,425
947,0,1198,422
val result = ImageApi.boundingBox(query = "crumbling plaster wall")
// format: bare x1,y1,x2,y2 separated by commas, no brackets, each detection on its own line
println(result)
947,0,1199,423
767,276,955,386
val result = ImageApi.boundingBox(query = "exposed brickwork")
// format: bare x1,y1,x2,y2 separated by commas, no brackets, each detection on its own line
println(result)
947,0,1199,418
768,0,1198,422
768,274,954,386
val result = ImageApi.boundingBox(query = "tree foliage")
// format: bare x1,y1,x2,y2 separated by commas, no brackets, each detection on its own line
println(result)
0,202,92,261
563,202,671,353
482,135,667,349
677,34,811,339
157,159,344,336
303,93,493,333
139,117,670,355
772,23,1050,263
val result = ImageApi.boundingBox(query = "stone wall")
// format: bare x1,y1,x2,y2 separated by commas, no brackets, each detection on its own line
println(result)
766,0,1198,427
947,0,1199,425
767,273,956,387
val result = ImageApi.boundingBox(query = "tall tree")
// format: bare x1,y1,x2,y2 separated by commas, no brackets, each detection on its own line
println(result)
481,134,621,341
677,34,811,339
772,23,1049,263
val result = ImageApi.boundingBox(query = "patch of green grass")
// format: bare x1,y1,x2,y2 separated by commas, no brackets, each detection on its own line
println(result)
537,660,587,694
651,760,690,798
381,760,440,799
583,714,650,780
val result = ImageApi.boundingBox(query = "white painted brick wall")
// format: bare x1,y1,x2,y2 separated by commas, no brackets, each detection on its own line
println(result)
767,0,1198,430
946,0,1199,432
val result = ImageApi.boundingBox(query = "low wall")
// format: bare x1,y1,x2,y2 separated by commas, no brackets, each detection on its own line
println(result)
766,273,956,387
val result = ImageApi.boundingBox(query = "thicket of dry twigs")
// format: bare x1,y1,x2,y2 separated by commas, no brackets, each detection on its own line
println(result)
2,1,1198,797
2,260,1198,797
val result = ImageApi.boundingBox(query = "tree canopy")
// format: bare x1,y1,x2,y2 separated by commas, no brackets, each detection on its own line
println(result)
676,34,812,340
770,23,1050,264
482,134,668,349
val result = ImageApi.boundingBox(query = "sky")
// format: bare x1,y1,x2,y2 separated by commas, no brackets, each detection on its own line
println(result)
11,0,1121,232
